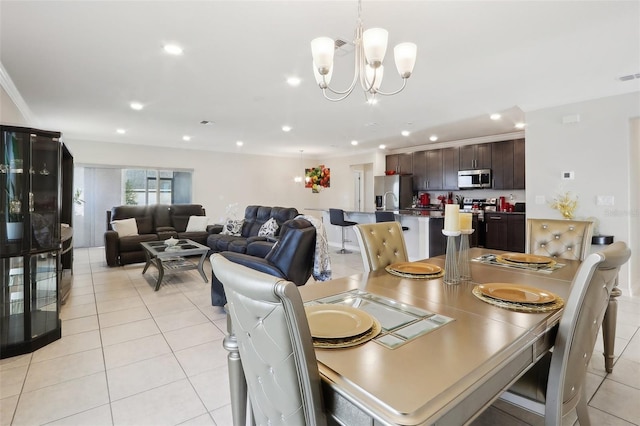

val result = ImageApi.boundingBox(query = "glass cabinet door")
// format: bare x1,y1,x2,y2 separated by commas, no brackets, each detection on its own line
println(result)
29,254,58,339
30,133,60,251
1,256,26,347
1,131,29,254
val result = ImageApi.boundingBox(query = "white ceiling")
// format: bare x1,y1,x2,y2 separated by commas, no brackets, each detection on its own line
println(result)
1,1,639,158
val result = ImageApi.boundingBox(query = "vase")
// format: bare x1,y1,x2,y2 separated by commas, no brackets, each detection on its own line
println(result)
6,222,23,240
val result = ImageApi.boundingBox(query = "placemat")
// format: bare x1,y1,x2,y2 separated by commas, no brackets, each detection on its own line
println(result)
473,254,564,273
472,286,564,312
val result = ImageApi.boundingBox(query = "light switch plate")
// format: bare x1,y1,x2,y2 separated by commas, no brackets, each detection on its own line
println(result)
596,195,615,206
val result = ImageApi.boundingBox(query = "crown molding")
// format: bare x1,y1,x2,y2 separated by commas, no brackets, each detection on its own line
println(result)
0,61,36,125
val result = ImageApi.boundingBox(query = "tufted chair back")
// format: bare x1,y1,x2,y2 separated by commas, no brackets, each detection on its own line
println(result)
211,254,326,426
501,241,631,424
354,222,409,273
526,218,594,261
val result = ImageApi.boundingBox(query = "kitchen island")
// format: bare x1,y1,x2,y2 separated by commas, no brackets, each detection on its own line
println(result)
308,208,453,260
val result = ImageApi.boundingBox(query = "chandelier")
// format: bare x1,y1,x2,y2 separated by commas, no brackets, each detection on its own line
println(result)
311,0,417,102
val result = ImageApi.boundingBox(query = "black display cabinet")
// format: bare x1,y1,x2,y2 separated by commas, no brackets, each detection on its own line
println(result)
1,125,63,358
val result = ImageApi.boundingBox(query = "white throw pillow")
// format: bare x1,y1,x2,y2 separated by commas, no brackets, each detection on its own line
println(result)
221,219,244,236
258,217,279,237
111,218,138,237
186,215,210,232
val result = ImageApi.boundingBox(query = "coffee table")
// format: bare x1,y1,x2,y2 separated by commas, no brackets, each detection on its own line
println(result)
140,239,209,291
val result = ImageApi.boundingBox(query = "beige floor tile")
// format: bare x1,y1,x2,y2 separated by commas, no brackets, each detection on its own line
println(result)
106,353,186,401
23,348,104,392
174,341,228,377
210,404,233,426
61,315,99,336
96,294,145,314
587,406,636,425
12,372,109,425
98,305,151,328
0,364,28,399
620,332,640,364
31,330,102,363
0,353,31,371
45,404,113,425
62,293,96,307
93,286,140,302
110,379,207,425
188,364,231,412
103,334,172,370
153,307,210,333
0,395,19,426
163,322,224,352
606,357,640,389
180,413,217,425
145,294,197,317
59,302,97,321
590,379,640,424
100,318,160,347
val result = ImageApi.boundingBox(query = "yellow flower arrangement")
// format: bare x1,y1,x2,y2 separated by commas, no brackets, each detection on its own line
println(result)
550,191,578,219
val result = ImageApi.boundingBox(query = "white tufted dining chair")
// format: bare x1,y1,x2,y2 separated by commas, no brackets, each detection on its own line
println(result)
497,241,631,426
353,222,409,273
212,254,327,426
526,218,594,261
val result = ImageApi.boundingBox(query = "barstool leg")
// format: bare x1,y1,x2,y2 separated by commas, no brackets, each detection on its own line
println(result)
337,226,352,254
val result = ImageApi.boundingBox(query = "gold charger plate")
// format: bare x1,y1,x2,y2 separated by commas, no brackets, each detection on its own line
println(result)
497,253,554,265
305,305,374,339
312,317,382,349
386,262,442,275
477,283,556,304
472,287,564,313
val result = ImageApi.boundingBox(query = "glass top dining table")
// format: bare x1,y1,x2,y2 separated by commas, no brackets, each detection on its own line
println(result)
296,247,582,425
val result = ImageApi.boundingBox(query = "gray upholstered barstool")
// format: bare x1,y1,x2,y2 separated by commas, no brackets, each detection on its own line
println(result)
329,208,357,254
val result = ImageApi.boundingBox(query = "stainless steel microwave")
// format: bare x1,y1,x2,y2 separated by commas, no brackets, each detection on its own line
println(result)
458,169,492,189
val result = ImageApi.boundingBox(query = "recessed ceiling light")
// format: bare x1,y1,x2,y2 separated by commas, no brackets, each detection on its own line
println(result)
116,129,126,134
429,135,438,142
182,135,191,141
130,102,144,111
163,44,183,55
236,141,243,147
490,113,501,120
287,76,301,87
351,140,358,146
515,122,526,129
401,130,410,137
367,98,379,105
379,144,386,149
282,125,292,132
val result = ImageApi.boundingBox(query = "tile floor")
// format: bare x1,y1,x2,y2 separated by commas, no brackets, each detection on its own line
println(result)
1,247,638,426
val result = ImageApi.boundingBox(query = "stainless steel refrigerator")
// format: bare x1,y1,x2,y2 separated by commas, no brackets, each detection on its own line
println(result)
374,175,413,210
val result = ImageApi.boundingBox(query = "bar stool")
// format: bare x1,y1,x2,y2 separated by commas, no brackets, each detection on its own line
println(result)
329,208,357,254
375,211,409,231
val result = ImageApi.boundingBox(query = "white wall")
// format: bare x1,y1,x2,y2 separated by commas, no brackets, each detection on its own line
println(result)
0,86,27,125
525,92,640,294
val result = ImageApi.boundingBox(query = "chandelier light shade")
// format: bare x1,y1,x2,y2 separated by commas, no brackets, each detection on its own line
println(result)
311,0,417,102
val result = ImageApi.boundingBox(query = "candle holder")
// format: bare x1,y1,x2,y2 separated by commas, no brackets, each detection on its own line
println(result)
458,229,475,281
442,229,461,284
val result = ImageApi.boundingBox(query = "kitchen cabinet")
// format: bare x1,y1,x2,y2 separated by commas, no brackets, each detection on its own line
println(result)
412,151,427,191
484,213,525,252
385,153,413,175
411,150,443,190
491,139,526,190
513,138,525,189
459,143,491,170
1,125,63,358
442,147,459,190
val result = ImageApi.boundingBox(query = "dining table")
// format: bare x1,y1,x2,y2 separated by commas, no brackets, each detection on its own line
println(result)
300,247,583,426
223,247,602,425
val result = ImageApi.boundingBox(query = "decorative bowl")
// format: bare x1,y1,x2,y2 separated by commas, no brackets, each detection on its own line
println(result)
165,237,179,247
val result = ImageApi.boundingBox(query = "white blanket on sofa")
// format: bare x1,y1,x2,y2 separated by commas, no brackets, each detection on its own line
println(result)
296,214,332,281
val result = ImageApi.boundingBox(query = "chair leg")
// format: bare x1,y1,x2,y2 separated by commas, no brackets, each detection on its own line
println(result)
337,226,351,254
602,284,621,373
575,386,591,426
